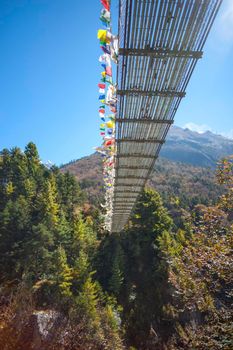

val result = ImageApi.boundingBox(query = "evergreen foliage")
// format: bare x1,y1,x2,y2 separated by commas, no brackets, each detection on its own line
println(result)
96,171,233,349
0,144,124,350
0,144,232,349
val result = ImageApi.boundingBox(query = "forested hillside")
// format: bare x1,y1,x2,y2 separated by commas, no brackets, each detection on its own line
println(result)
61,126,233,212
0,144,232,350
61,152,224,229
0,144,123,349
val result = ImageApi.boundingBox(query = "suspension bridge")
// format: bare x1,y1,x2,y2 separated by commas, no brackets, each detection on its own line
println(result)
97,0,222,233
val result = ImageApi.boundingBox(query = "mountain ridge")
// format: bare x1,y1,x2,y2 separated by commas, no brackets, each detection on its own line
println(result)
61,125,233,169
160,125,233,167
60,125,231,213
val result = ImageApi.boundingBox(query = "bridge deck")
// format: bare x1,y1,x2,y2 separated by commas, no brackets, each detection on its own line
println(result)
111,0,222,232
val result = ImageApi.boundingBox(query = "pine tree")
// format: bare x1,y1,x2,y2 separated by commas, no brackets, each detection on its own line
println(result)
109,256,123,296
55,246,73,298
76,276,99,324
108,241,124,296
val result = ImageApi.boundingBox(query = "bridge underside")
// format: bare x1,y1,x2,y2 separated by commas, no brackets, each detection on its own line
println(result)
111,0,222,232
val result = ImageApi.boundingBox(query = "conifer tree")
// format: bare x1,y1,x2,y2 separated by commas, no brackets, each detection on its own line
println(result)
76,276,99,325
55,246,73,299
109,257,123,296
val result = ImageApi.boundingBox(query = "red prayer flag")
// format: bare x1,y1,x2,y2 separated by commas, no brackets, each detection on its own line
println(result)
99,109,105,113
105,139,114,147
98,83,106,89
101,0,110,11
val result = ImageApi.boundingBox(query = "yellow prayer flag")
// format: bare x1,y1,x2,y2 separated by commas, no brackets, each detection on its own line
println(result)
106,121,114,128
97,29,111,43
97,29,107,42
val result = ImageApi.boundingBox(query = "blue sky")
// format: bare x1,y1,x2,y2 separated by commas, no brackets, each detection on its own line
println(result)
0,0,232,165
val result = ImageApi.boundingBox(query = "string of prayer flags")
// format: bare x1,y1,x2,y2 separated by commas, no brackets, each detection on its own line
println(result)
96,0,118,232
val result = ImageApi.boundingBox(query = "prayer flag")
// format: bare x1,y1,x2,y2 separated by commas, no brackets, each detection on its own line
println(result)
100,18,108,27
101,8,111,22
99,54,111,66
97,29,107,42
105,139,114,147
101,46,111,55
106,121,114,128
108,114,115,120
99,41,107,46
106,77,113,84
106,66,112,76
101,0,110,11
